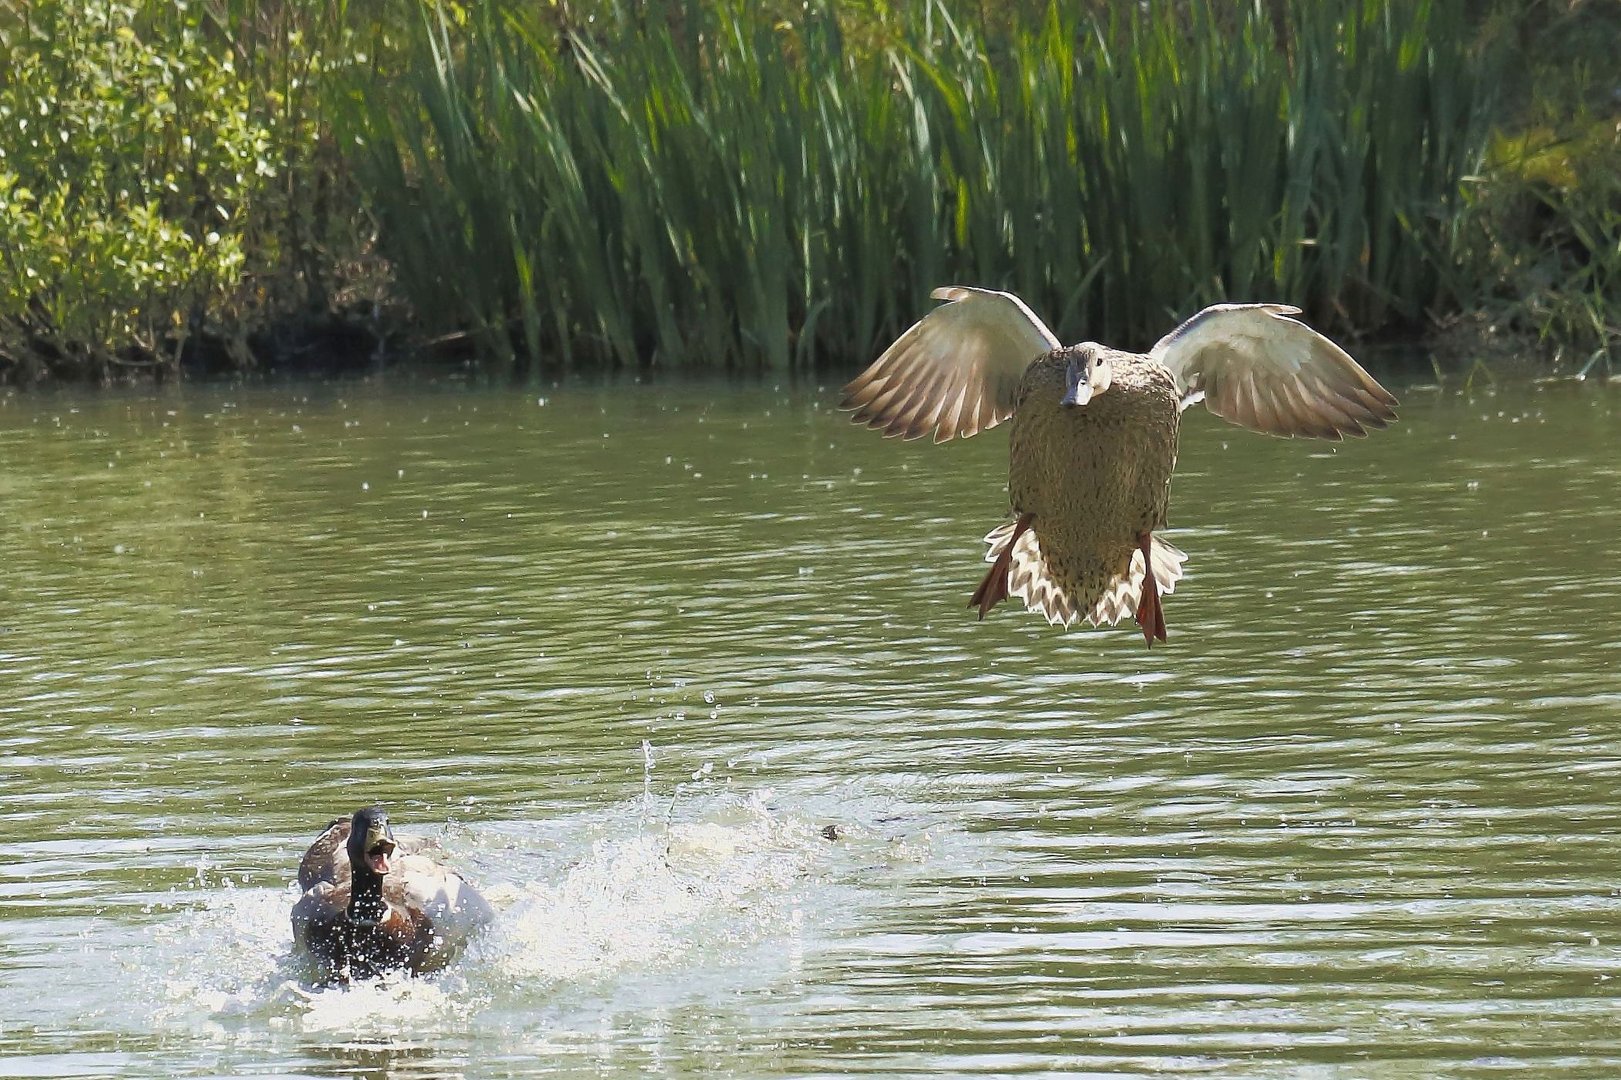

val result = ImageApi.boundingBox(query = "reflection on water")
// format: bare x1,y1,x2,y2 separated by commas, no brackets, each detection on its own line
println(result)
1,374,1619,1077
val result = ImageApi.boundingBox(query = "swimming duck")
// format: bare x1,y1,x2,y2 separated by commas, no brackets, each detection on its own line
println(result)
290,805,495,982
842,286,1398,644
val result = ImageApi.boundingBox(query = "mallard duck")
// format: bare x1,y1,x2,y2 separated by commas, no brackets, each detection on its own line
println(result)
289,805,495,982
842,286,1398,644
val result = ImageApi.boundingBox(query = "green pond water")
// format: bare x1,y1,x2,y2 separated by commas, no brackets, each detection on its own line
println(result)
1,370,1619,1078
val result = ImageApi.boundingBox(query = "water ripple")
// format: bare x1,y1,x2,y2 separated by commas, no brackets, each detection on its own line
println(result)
1,377,1619,1076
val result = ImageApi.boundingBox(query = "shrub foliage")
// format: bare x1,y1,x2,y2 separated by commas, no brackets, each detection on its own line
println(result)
0,0,368,380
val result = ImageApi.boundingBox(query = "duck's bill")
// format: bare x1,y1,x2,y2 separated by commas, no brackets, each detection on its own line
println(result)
1061,358,1095,407
1063,383,1095,407
365,840,396,875
362,816,398,875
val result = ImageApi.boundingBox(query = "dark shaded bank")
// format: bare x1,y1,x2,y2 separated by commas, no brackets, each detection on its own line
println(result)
0,0,1614,385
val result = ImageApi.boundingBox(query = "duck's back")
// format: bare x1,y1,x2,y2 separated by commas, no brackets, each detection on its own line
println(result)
388,853,497,972
1002,352,1181,622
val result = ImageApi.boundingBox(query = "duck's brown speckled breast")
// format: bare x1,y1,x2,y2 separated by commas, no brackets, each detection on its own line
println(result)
1007,351,1181,599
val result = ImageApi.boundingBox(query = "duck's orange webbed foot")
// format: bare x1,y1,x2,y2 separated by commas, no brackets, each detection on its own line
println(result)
1135,531,1167,646
969,513,1034,619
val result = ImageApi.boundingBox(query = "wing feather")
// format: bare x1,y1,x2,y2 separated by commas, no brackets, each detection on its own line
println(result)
842,286,1059,443
1152,304,1398,439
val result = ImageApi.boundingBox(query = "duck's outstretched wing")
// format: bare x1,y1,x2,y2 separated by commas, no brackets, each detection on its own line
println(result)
1152,304,1398,439
842,286,1059,443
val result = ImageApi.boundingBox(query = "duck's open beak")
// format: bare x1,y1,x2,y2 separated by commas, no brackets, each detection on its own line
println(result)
363,822,397,875
1061,357,1094,407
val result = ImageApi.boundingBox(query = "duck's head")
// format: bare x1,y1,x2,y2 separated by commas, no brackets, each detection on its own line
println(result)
346,805,398,880
1059,344,1113,407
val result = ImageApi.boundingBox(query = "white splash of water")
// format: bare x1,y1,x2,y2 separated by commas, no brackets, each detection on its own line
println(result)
141,783,846,1035
478,789,816,990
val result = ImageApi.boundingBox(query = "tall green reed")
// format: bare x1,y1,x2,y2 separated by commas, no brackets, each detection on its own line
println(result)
337,0,1492,373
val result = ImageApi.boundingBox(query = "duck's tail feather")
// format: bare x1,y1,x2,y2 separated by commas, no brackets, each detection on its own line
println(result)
1093,534,1186,628
980,520,1186,628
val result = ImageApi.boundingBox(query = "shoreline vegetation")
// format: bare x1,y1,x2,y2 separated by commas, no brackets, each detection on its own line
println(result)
0,0,1615,385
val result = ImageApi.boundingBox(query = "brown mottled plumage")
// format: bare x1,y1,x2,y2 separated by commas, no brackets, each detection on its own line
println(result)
995,347,1183,633
843,286,1398,644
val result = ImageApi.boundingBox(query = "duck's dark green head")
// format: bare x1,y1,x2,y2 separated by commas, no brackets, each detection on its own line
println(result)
1060,344,1113,407
346,805,397,879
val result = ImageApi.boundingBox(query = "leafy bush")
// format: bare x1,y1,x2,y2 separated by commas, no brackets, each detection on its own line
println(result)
1456,123,1620,371
0,0,372,380
1444,0,1621,372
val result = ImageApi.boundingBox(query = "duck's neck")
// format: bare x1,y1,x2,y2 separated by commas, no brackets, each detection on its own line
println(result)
347,869,388,925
